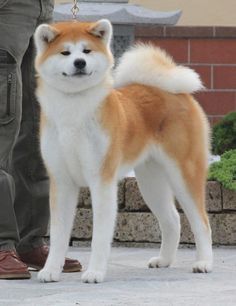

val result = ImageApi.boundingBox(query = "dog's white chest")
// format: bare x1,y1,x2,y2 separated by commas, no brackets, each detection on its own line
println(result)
56,114,109,186
39,84,110,187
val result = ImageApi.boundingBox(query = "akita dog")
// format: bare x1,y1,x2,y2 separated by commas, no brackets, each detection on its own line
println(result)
34,19,213,283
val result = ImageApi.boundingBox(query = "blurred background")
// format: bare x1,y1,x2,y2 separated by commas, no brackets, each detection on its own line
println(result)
55,0,236,26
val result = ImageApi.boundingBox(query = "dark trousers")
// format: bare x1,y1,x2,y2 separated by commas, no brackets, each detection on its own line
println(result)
0,0,54,252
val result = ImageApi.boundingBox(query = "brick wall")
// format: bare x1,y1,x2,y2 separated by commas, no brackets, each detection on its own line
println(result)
134,26,236,125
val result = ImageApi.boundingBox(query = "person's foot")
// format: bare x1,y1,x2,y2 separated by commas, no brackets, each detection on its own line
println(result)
0,250,31,279
19,245,82,273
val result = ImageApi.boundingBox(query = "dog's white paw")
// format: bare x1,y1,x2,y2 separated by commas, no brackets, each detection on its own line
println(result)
148,257,172,268
37,268,61,282
81,270,105,283
192,260,212,273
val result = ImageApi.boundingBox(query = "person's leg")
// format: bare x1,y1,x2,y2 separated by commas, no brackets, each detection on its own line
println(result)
0,0,43,279
0,0,41,251
8,0,81,272
13,0,54,253
13,37,50,253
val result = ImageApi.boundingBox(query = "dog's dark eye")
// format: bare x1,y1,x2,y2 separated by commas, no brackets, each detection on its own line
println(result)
61,51,71,56
83,49,91,54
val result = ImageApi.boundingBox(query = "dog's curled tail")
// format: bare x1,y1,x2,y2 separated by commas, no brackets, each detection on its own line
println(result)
114,44,204,94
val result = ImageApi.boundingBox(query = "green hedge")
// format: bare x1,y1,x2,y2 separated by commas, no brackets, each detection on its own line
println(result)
212,112,236,155
208,150,236,191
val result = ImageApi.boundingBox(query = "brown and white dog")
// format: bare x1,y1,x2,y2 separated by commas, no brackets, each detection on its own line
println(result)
34,19,213,283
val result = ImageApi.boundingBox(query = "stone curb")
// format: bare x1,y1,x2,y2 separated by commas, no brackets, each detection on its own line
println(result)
72,209,236,245
78,178,234,212
74,178,236,245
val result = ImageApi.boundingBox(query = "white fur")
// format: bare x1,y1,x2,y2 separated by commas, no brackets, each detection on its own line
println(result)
34,24,58,54
114,44,204,94
135,160,181,268
90,19,113,46
36,40,113,94
35,22,212,284
150,148,213,272
37,82,115,283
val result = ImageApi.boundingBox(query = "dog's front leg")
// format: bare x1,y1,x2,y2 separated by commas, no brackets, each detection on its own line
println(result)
38,177,79,282
82,181,117,283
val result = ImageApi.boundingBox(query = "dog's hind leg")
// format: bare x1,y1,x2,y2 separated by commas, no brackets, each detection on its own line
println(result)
81,181,117,283
161,155,213,273
135,160,180,268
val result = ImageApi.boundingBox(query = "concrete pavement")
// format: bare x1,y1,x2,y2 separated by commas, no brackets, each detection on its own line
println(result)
0,246,236,306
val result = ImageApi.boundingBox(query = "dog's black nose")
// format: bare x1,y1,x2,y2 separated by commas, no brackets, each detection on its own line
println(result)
74,59,86,69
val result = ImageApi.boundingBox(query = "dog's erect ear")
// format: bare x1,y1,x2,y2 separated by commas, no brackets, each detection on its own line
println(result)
88,19,112,46
34,24,59,53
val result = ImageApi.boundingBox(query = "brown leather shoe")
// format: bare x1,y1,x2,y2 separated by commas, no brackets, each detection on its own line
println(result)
19,245,82,273
0,250,31,279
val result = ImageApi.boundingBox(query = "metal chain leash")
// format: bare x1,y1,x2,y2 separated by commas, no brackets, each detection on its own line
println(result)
71,0,79,20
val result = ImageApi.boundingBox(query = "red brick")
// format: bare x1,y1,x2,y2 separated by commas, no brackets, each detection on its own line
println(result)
190,39,236,64
136,38,188,63
195,91,236,115
213,66,236,89
187,65,211,89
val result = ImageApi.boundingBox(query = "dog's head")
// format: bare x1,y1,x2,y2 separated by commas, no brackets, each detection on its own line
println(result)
34,20,114,93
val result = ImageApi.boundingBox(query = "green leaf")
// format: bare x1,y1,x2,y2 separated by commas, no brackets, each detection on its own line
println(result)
208,149,236,191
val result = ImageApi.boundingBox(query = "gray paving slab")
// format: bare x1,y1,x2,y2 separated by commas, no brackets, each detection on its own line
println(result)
0,247,235,306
